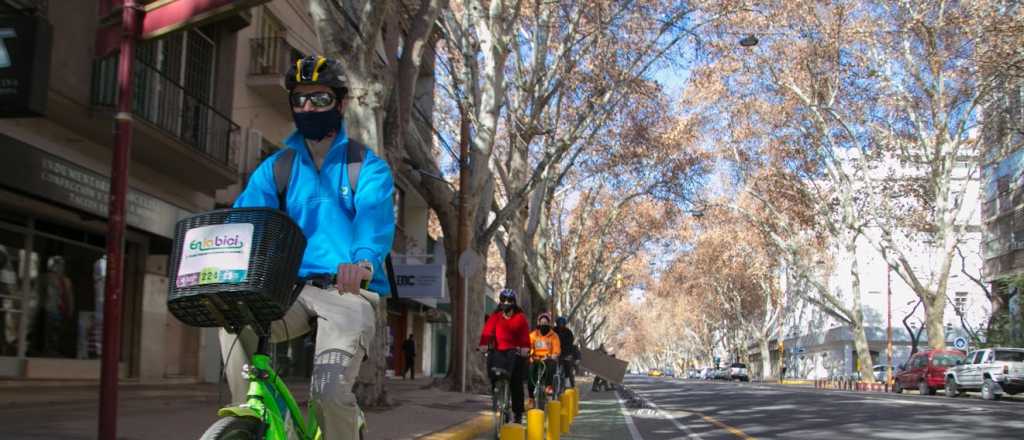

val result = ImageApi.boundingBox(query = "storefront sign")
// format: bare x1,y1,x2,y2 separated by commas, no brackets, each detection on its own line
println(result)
0,16,52,117
393,263,447,299
0,133,191,238
175,223,253,287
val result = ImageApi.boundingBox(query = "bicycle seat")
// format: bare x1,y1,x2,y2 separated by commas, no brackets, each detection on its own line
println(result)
491,367,511,378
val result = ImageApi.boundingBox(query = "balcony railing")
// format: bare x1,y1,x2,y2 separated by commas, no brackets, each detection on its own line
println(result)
249,37,302,76
91,56,239,168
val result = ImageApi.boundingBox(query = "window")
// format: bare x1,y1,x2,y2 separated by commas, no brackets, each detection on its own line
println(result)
932,354,965,367
954,291,968,314
967,351,980,364
994,350,1024,362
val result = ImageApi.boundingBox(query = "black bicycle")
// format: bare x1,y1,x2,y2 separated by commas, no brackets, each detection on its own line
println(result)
552,359,567,400
485,351,514,440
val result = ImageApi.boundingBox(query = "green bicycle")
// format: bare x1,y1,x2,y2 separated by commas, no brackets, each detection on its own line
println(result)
165,208,367,440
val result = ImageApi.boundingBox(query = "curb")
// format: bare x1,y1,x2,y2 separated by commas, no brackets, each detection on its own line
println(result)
416,411,493,440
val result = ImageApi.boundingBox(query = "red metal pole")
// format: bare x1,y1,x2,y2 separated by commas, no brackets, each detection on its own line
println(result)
99,1,139,439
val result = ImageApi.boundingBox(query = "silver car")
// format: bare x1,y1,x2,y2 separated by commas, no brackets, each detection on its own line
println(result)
729,362,749,381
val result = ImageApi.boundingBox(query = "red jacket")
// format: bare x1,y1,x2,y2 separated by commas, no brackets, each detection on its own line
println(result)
479,310,531,351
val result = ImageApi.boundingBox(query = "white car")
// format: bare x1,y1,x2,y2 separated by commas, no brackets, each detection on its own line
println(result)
728,362,749,381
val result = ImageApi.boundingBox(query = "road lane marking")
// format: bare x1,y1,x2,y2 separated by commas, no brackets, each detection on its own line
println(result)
634,386,757,440
639,397,705,439
615,391,648,440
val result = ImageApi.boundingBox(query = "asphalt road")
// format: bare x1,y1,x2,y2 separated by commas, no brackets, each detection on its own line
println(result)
564,376,1024,440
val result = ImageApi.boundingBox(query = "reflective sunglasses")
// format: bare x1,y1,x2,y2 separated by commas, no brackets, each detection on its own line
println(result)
290,91,337,109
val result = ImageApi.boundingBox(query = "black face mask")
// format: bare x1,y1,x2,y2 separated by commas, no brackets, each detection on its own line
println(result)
500,303,514,313
293,108,342,141
539,325,551,335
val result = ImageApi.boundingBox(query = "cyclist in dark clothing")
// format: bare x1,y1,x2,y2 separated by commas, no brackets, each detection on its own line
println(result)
554,316,577,388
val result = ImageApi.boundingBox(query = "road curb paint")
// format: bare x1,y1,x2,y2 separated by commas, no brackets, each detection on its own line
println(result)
416,411,493,440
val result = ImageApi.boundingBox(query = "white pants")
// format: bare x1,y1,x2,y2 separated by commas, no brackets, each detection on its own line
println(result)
219,285,378,440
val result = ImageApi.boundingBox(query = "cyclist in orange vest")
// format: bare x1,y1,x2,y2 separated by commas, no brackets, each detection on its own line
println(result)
527,312,560,407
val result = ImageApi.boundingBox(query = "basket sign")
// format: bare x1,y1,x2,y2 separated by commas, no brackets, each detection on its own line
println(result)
176,223,254,288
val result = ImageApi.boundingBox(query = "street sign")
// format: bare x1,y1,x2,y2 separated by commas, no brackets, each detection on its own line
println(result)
458,250,482,277
953,337,968,350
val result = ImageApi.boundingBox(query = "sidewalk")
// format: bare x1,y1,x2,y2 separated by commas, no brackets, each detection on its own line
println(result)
0,377,491,439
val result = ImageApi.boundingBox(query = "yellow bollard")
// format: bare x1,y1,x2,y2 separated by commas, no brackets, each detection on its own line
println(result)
501,423,526,440
546,400,561,440
526,409,545,440
565,388,578,420
560,399,570,434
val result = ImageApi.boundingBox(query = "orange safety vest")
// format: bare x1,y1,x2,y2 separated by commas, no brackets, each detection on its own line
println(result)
529,329,561,361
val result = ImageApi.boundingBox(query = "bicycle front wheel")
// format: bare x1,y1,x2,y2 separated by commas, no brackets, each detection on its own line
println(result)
200,416,263,440
493,379,510,439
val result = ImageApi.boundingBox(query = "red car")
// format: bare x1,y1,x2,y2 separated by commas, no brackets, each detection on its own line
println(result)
894,349,966,395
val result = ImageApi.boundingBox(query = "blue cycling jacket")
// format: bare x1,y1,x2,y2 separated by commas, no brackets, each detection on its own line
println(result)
233,124,396,294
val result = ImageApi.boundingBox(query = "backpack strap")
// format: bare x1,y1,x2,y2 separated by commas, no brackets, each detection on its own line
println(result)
273,148,296,212
347,140,366,193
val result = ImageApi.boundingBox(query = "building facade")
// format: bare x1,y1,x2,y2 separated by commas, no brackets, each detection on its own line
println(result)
0,0,254,380
0,0,455,385
755,153,990,380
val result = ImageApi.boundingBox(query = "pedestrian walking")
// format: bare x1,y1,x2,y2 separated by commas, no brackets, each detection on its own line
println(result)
402,334,416,379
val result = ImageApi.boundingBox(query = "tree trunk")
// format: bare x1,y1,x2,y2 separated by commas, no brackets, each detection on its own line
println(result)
759,337,772,381
924,291,948,350
847,233,875,380
353,295,392,407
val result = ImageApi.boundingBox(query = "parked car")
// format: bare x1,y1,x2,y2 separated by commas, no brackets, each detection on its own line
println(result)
893,349,966,395
945,347,1024,400
648,369,663,377
700,367,714,380
871,364,894,383
662,368,675,377
728,362,749,381
714,368,729,380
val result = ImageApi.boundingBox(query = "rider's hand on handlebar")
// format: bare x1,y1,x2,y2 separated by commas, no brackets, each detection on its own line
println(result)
336,263,372,294
518,347,531,357
478,345,489,353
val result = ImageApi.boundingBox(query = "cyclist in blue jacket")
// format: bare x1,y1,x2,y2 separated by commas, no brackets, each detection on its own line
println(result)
220,55,395,440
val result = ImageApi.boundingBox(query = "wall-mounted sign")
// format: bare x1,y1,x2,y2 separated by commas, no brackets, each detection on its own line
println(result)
0,15,52,117
0,133,192,238
393,263,447,299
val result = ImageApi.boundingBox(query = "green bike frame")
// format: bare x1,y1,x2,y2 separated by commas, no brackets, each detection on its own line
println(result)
217,336,321,440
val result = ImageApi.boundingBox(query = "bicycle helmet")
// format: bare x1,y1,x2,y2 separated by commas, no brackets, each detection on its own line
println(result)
537,312,553,324
555,316,568,327
285,55,349,99
498,288,517,303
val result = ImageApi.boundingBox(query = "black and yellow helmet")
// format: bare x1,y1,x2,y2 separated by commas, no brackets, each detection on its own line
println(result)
285,55,348,98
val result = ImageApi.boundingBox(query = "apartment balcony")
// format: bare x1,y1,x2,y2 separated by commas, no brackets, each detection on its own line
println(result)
91,57,241,191
248,37,302,106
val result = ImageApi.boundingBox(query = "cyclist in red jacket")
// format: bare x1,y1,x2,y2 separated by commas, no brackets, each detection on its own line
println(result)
478,288,531,423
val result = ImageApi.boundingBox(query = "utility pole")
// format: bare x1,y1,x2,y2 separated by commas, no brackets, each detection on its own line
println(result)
100,1,139,439
887,264,893,388
456,101,470,393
